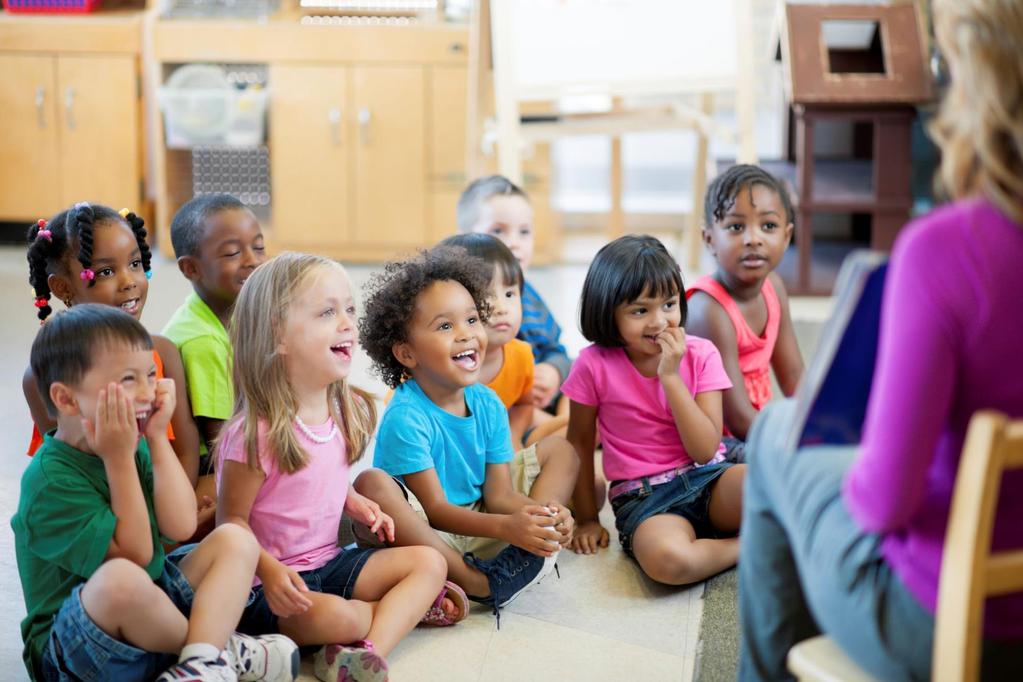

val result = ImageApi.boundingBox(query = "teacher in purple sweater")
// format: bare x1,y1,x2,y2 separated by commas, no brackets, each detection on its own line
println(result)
737,1,1023,680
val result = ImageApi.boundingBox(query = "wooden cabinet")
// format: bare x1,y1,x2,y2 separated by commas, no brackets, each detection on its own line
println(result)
269,65,350,250
271,64,427,254
0,54,60,219
351,66,425,249
151,18,555,261
0,15,144,223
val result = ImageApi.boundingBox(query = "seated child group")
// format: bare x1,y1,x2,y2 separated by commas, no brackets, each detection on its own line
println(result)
14,164,804,681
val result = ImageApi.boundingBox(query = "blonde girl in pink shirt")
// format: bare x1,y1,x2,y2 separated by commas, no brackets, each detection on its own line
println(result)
216,253,463,682
564,235,745,586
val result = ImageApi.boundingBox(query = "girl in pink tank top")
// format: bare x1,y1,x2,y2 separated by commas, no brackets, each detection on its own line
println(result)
686,165,805,445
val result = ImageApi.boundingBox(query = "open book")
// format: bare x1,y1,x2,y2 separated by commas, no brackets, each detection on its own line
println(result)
785,250,889,451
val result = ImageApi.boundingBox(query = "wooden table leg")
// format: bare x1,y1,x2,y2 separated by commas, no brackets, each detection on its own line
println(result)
795,107,815,295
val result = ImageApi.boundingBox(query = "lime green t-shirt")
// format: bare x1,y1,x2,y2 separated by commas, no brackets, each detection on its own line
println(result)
11,435,165,681
163,292,234,423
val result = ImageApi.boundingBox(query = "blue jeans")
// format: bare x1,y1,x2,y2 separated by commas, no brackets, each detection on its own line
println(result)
610,461,733,558
40,545,196,682
238,547,376,636
738,399,934,681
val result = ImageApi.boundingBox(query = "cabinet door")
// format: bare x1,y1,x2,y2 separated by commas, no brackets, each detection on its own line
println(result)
430,66,467,186
57,56,140,209
270,64,349,249
352,66,425,248
0,55,60,219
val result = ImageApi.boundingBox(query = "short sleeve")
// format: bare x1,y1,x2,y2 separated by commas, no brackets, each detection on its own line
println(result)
24,478,117,579
560,347,599,406
181,336,234,420
693,340,733,394
374,406,437,476
483,391,514,464
521,352,535,403
218,420,250,467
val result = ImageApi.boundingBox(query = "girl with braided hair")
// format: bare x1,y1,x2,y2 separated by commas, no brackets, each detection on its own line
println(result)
22,202,203,490
685,164,804,459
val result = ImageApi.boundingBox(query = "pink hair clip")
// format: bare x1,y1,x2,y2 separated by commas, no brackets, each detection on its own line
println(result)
33,297,48,309
80,269,95,282
36,219,51,241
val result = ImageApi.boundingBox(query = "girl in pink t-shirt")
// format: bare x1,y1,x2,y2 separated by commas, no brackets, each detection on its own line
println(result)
686,164,804,450
216,253,465,682
563,235,745,586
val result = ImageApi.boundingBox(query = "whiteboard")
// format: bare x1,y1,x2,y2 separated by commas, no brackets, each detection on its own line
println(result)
499,0,740,100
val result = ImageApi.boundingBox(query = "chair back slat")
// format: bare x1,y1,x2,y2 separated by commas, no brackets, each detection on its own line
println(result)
934,412,1023,682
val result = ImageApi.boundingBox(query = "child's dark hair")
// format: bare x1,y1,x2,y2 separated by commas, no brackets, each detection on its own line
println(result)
580,235,686,347
360,246,493,389
170,193,247,259
30,304,153,416
27,202,152,322
438,233,524,292
704,164,795,228
456,175,529,233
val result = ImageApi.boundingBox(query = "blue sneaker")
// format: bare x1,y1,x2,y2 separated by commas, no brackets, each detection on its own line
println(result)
464,544,559,628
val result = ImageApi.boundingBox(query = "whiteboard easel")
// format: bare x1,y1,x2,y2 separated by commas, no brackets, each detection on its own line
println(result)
470,0,757,267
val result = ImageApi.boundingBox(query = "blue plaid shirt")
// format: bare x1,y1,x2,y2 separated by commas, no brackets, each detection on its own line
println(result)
518,279,572,380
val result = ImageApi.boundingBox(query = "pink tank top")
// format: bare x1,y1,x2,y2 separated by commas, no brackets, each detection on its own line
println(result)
686,275,780,411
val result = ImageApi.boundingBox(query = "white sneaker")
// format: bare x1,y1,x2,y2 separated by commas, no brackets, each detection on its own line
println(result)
156,655,238,681
224,632,300,681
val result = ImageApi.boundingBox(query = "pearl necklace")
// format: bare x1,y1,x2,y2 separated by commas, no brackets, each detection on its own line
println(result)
294,398,341,444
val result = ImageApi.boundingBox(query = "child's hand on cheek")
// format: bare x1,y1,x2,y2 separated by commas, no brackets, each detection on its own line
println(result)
144,378,176,440
656,327,686,380
82,383,138,463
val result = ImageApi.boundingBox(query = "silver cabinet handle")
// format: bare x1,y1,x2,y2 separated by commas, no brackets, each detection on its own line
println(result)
328,107,342,146
35,87,46,128
64,86,76,131
358,107,371,144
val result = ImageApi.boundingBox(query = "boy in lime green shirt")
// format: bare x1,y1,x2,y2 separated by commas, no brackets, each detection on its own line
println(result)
163,194,266,452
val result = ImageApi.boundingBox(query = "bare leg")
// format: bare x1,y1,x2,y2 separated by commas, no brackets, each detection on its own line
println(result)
707,465,745,533
349,546,447,655
79,559,189,653
630,514,739,585
176,522,260,649
276,593,374,647
527,435,579,506
354,469,490,597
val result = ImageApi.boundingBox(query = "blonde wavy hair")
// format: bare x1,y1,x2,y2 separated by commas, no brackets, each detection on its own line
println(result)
220,252,376,474
930,0,1023,223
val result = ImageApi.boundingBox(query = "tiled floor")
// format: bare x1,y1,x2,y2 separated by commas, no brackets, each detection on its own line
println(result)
0,241,830,681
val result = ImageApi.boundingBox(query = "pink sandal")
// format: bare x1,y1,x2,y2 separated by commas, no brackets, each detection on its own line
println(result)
420,580,469,627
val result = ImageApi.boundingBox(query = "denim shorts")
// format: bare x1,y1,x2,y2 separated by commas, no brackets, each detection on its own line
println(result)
237,547,377,636
40,545,196,682
610,462,733,557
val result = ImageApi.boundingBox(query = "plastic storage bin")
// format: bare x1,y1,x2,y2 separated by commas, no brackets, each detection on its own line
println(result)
159,65,268,148
2,0,101,13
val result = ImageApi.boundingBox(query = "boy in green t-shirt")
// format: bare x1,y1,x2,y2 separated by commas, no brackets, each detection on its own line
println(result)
12,305,297,682
163,194,267,453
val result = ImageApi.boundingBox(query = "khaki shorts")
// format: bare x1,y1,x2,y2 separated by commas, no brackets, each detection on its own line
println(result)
362,445,541,560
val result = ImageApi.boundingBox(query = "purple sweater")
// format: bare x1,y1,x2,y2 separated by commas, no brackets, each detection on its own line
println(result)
843,198,1023,639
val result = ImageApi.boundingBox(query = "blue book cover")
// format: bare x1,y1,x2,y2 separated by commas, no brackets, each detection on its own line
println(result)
787,251,889,450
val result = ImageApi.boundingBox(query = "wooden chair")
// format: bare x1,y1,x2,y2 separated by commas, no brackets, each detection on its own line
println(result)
788,411,1023,682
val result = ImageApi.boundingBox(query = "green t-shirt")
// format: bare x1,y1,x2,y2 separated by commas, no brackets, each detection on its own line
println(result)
163,292,234,424
11,434,165,681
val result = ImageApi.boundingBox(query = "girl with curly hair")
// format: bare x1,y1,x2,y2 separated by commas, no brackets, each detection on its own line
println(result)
353,245,579,628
